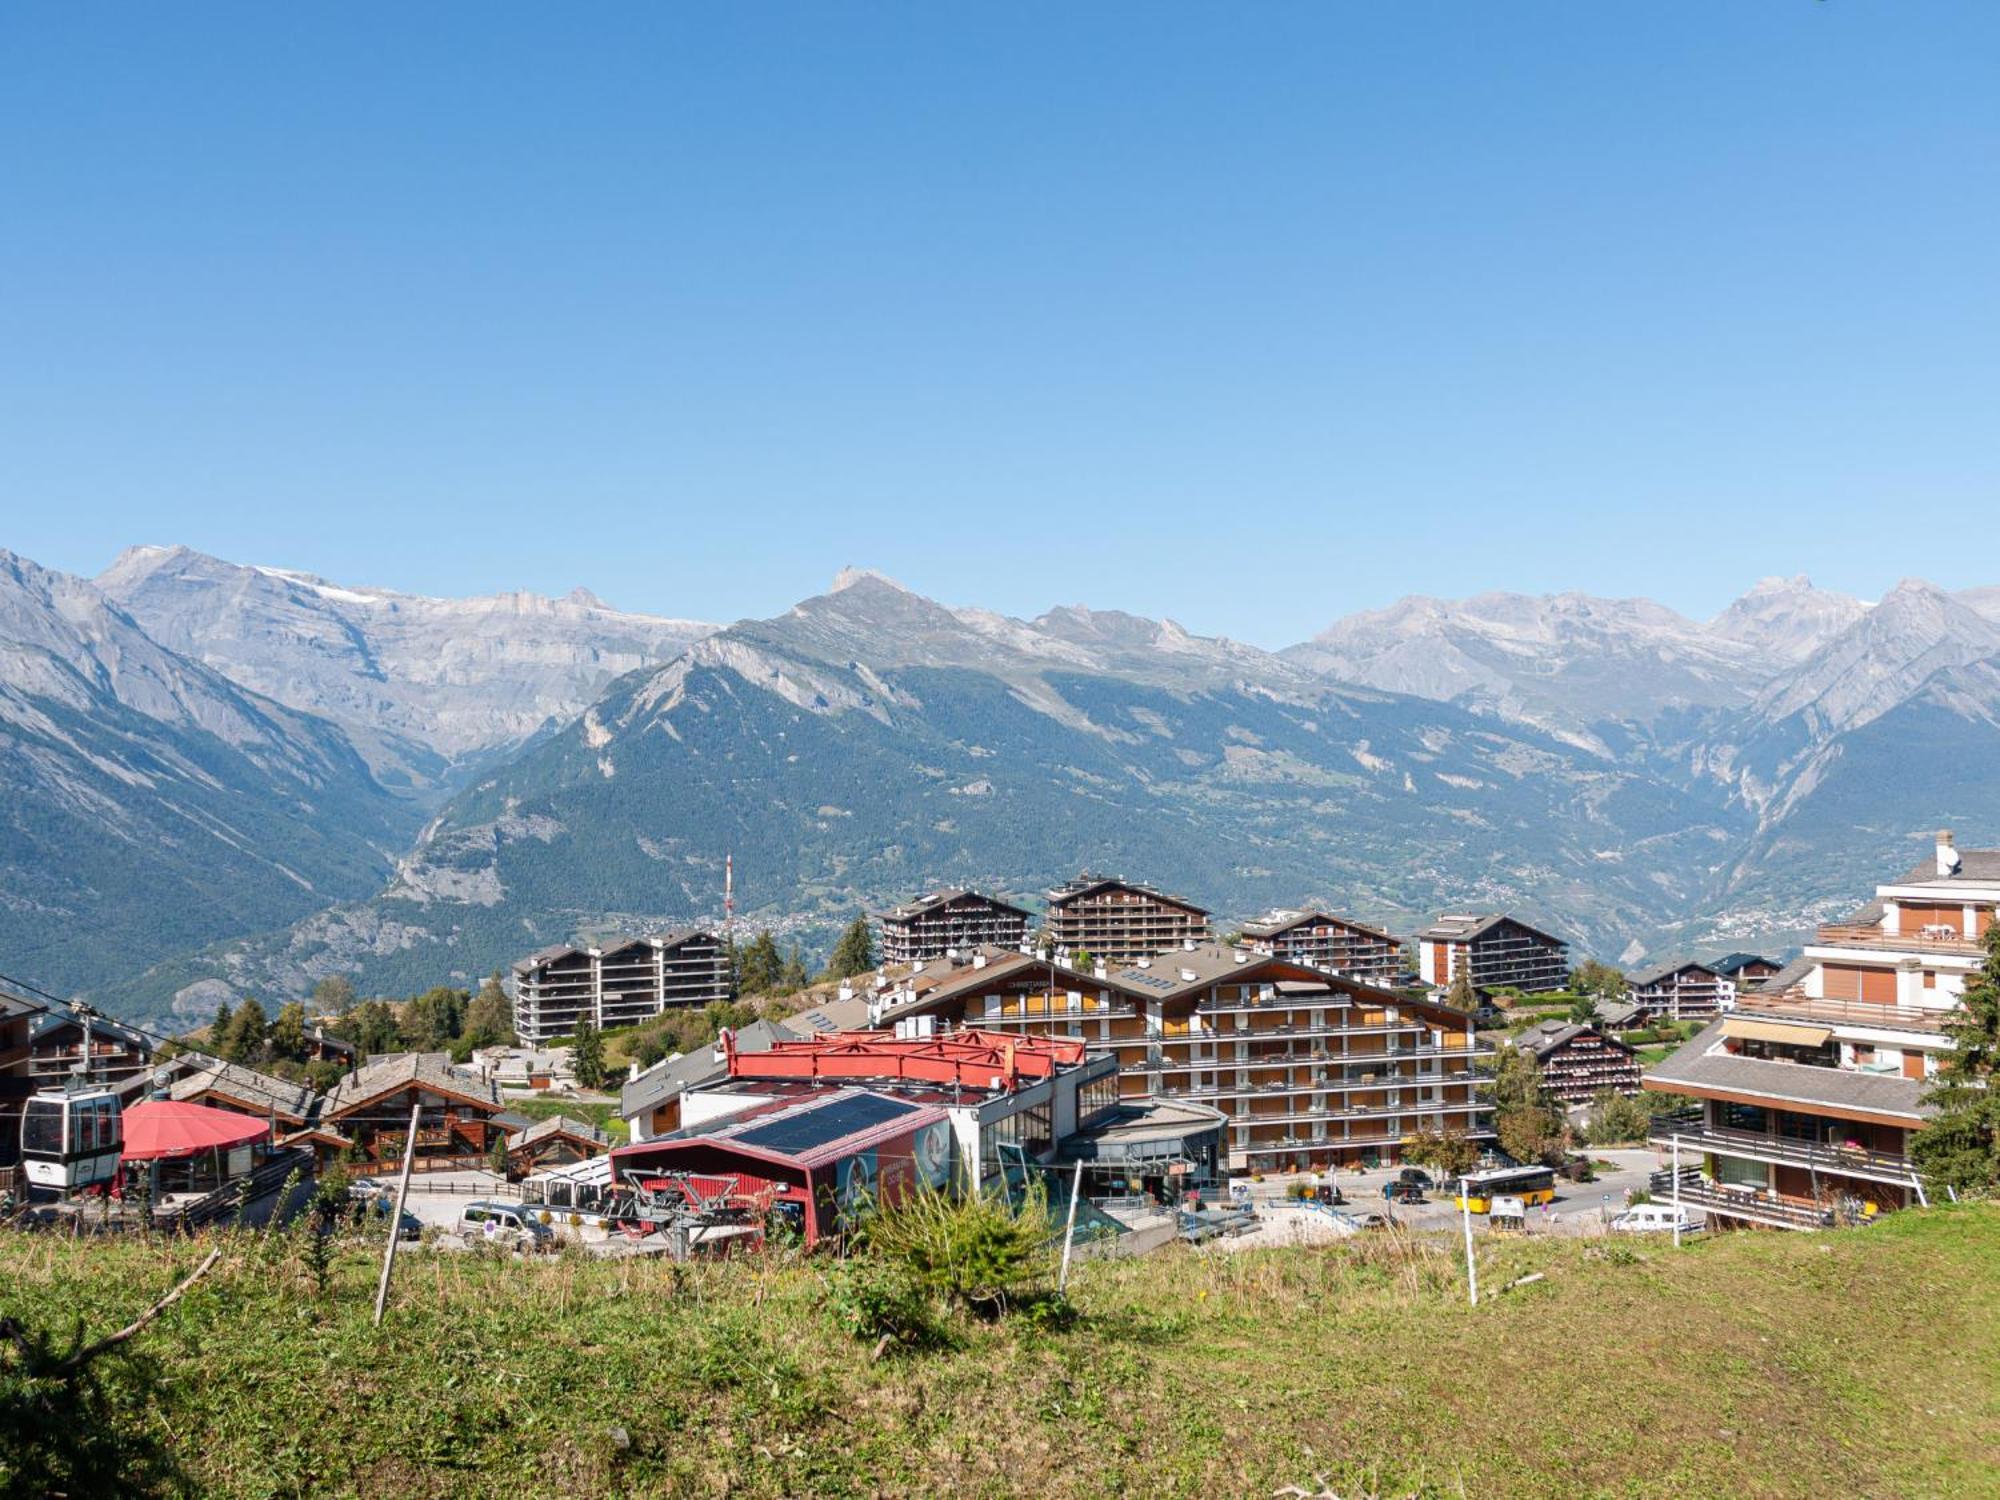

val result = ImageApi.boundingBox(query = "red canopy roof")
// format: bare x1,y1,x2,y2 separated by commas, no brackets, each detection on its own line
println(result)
120,1099,271,1162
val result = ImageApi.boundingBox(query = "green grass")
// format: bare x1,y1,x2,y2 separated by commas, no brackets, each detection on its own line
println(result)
4,1206,1998,1497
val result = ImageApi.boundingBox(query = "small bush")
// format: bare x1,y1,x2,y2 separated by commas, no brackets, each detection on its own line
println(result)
854,1187,1058,1321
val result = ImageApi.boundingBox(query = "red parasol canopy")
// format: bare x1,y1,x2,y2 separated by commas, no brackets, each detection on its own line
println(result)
120,1099,271,1162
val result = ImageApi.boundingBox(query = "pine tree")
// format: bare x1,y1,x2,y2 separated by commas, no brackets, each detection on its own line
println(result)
827,916,875,980
211,1001,233,1045
219,999,269,1064
1447,968,1476,1011
736,931,782,996
1914,926,2000,1194
572,1020,607,1091
779,943,809,994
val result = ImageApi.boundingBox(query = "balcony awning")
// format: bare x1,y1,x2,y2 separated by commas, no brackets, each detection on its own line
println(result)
1722,1017,1832,1048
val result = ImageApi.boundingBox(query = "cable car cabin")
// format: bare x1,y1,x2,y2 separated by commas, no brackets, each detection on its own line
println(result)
1452,1165,1556,1214
20,1083,123,1195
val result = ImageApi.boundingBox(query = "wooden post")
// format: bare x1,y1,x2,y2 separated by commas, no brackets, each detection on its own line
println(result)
1058,1158,1084,1293
372,1101,422,1328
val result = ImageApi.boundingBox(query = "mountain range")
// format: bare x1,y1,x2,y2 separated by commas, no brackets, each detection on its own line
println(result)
6,543,2000,1032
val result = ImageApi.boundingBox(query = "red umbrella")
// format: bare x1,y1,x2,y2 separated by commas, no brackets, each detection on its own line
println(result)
120,1099,271,1161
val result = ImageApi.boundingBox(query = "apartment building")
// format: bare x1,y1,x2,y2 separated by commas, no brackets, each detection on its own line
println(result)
1642,832,1991,1229
863,944,1490,1171
511,929,733,1045
1711,953,1784,989
1514,1019,1642,1103
1415,913,1570,996
1042,876,1211,965
1626,960,1729,1023
1239,909,1403,987
876,888,1032,965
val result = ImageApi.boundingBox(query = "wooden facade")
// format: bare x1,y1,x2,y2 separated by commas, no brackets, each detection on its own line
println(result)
1240,910,1403,987
868,946,1490,1170
1042,877,1212,965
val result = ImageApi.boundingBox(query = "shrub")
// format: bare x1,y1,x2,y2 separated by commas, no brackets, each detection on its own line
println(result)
848,1187,1059,1326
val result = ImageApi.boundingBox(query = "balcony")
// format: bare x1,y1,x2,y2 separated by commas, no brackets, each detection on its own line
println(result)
1814,922,1987,958
1649,1112,1920,1188
1732,989,1949,1034
1647,1167,1835,1231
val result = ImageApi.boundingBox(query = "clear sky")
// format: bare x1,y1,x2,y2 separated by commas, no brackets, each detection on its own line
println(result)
3,5,1996,646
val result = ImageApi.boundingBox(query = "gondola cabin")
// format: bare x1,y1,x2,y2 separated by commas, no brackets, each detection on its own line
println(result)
20,1083,123,1194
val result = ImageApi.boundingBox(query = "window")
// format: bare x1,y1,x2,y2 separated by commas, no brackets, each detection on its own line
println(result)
1721,1101,1768,1133
1716,1156,1768,1190
985,1100,1054,1164
1775,1111,1824,1144
1077,1073,1119,1125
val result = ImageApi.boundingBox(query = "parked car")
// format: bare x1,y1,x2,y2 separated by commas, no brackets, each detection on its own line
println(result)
458,1200,556,1250
1386,1181,1426,1205
1471,1004,1506,1028
1609,1203,1703,1235
1396,1167,1435,1191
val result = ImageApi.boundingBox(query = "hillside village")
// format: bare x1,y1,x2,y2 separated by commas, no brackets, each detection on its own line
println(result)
7,830,1993,1246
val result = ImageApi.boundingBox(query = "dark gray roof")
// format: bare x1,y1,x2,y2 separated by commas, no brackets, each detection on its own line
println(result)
1892,847,2000,888
1710,953,1781,978
1594,998,1645,1029
1415,912,1567,948
325,1054,501,1115
1241,908,1397,942
1059,1097,1227,1159
167,1054,318,1122
618,1018,797,1119
879,888,1032,922
1627,959,1720,989
784,995,873,1035
1749,956,1814,995
507,1114,609,1151
1645,1022,1930,1121
1045,874,1208,916
1514,1020,1631,1059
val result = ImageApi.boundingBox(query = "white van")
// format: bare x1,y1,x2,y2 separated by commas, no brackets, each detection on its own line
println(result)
457,1200,555,1250
1609,1202,1703,1234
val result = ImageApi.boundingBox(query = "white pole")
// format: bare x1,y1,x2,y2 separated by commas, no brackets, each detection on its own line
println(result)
1671,1134,1682,1249
1058,1157,1084,1293
1458,1175,1478,1306
373,1101,423,1328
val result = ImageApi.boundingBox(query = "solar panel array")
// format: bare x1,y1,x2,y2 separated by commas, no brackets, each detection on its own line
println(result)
730,1092,919,1156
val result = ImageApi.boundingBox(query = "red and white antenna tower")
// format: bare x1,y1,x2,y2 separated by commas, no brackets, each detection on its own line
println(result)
724,852,735,938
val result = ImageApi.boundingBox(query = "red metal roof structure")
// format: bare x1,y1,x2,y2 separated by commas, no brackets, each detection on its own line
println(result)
120,1099,271,1161
722,1027,1087,1091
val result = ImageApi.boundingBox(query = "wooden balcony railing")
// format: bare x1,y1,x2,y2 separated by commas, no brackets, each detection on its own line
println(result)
1814,923,1987,957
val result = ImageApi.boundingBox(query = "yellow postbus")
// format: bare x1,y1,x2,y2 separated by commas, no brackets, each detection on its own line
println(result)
1453,1165,1557,1214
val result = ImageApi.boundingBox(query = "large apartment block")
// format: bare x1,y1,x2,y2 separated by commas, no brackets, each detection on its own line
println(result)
1642,832,1991,1230
876,888,1033,965
1416,913,1570,996
1043,876,1211,964
511,930,734,1045
1240,909,1403,987
1626,960,1729,1023
865,944,1491,1170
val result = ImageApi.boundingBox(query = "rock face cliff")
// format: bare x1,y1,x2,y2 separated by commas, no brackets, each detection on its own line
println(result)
98,545,715,795
0,549,417,996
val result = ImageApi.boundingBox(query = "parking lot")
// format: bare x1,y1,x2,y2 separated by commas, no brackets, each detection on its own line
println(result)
1234,1148,1665,1237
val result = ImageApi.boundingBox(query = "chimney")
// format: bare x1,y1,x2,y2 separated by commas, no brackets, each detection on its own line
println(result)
1938,830,1962,878
972,953,988,970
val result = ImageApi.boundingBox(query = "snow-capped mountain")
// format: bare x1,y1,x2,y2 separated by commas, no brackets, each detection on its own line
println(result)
99,544,715,792
0,549,416,996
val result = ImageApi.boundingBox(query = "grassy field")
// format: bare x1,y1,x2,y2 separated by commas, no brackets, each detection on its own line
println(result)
4,1206,1997,1497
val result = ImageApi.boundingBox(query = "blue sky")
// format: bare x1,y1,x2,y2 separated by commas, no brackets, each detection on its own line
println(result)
3,5,1996,646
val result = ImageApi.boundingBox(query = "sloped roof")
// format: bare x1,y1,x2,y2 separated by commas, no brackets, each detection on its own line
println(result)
1514,1019,1632,1060
324,1054,501,1117
1710,953,1781,978
1045,874,1209,916
168,1054,318,1123
1644,1021,1930,1123
619,1018,797,1120
1415,912,1568,948
878,887,1033,922
1627,959,1720,988
507,1114,610,1152
1240,908,1396,943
